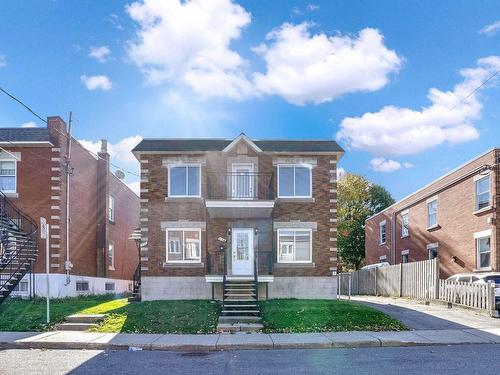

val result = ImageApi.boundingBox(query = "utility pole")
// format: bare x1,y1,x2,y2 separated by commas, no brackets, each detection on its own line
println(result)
64,112,73,285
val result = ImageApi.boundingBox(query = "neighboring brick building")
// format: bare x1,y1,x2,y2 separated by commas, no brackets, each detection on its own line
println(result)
0,116,139,297
133,134,344,300
365,148,500,278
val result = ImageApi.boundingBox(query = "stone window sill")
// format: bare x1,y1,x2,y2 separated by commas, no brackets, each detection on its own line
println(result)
276,198,315,203
473,206,493,215
473,267,492,272
426,224,441,231
165,197,204,203
163,262,204,268
274,262,315,268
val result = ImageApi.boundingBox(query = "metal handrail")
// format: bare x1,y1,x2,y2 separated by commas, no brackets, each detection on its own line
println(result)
206,172,275,200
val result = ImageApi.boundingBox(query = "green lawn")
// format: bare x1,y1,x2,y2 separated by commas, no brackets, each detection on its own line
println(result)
0,297,220,334
260,299,406,333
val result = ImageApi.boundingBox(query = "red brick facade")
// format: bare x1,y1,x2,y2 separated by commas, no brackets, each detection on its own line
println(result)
1,116,139,281
365,148,500,278
137,138,340,280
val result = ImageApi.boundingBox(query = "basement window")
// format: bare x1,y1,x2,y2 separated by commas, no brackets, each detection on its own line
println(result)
76,281,89,292
105,282,115,291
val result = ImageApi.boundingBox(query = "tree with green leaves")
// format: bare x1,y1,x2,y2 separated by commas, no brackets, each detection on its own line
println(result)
337,173,395,271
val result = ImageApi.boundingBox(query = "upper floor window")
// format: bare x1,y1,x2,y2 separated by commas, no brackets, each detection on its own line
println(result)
166,229,201,263
427,198,437,228
401,212,409,238
475,175,490,210
168,165,200,197
108,195,115,222
277,165,311,198
0,160,16,193
379,220,386,245
277,229,312,263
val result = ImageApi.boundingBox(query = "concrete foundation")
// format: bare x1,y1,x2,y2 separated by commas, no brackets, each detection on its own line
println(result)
141,276,337,300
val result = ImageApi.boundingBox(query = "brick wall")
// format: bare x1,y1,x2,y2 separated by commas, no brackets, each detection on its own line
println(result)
139,140,338,278
365,148,499,278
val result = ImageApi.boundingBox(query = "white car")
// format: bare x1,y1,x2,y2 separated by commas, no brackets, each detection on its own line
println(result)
446,272,500,308
361,262,390,270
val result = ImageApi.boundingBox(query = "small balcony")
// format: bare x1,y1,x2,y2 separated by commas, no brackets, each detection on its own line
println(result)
205,173,275,218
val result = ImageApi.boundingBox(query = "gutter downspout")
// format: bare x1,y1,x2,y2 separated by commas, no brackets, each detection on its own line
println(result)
64,112,73,285
391,211,396,265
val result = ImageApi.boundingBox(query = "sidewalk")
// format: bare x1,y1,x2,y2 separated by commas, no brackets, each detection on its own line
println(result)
1,328,499,352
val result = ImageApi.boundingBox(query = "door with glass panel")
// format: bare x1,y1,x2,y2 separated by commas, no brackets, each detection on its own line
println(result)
231,164,254,199
231,229,254,275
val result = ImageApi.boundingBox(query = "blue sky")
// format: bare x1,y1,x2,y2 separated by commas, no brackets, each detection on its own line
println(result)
0,0,499,198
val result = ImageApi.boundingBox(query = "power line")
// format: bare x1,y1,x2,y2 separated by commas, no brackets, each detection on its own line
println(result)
0,85,140,177
450,69,500,110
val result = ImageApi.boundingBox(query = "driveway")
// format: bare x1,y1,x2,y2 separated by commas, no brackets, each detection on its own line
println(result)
350,295,500,330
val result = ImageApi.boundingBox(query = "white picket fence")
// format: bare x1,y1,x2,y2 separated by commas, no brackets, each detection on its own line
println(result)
339,258,497,316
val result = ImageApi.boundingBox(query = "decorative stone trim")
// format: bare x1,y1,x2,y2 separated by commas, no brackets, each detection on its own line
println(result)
51,195,60,200
329,237,336,242
51,157,61,162
329,228,337,232
330,218,337,222
273,221,317,231
162,156,206,167
140,199,148,203
50,216,60,220
51,254,61,258
141,266,149,271
51,148,61,152
140,208,148,213
161,221,207,230
51,206,60,210
51,225,60,230
140,189,149,193
51,264,60,268
51,167,60,172
329,247,337,252
51,234,60,239
51,186,61,191
51,177,61,181
141,257,148,262
272,156,317,167
51,244,60,249
140,159,149,164
140,217,148,222
141,227,149,232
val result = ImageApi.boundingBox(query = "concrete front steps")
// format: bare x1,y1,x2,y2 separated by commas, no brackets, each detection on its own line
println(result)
56,314,106,332
217,280,263,333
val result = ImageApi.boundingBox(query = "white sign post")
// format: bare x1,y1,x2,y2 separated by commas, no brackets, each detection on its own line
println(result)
40,218,50,324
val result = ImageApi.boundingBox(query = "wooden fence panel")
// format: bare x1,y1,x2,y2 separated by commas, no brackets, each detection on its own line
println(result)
438,279,496,314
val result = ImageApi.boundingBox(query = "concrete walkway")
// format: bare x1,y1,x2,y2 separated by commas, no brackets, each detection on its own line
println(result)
349,296,500,330
0,327,499,352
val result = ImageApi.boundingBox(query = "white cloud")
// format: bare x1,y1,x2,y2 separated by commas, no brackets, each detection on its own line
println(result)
0,55,6,68
337,166,346,179
306,4,319,11
20,121,37,128
370,157,412,172
80,75,113,91
253,24,402,105
479,20,500,36
89,46,111,63
337,56,500,156
126,181,140,196
78,135,143,165
126,0,252,99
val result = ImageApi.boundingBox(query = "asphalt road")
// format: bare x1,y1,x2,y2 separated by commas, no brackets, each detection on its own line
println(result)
0,345,498,375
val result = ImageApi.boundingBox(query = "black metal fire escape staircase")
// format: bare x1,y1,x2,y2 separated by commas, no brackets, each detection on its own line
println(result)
0,191,38,304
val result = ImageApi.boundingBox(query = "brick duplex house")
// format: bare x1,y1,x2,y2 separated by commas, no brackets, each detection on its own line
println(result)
133,134,343,301
0,116,139,298
365,148,500,278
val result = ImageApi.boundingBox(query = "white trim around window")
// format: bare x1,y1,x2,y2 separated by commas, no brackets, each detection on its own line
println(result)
277,228,312,263
474,174,491,211
108,195,115,222
165,228,202,263
167,164,201,198
401,211,409,238
379,220,387,245
277,164,312,198
401,249,409,263
0,158,17,194
474,229,492,270
427,196,438,229
427,242,439,260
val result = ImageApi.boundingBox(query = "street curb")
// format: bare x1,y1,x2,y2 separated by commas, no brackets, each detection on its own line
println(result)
0,332,498,352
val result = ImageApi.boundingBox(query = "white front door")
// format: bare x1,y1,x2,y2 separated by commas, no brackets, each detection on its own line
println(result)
231,163,254,199
231,228,254,275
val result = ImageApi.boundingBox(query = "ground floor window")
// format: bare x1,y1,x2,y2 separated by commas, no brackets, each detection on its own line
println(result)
277,229,312,263
427,243,438,260
401,250,409,264
76,281,89,292
166,229,201,262
476,236,491,269
108,243,115,270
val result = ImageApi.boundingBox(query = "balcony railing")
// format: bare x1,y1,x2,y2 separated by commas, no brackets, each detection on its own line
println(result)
206,172,275,200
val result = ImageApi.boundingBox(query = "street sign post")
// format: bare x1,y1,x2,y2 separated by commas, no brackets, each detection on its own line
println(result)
40,218,50,324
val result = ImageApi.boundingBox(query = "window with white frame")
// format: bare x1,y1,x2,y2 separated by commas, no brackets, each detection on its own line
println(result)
401,250,409,264
168,165,200,197
401,212,409,237
76,281,89,292
109,195,115,222
166,229,201,262
108,243,115,270
278,165,312,198
0,160,16,193
379,221,386,245
427,198,438,227
475,175,490,210
427,243,438,260
278,229,312,263
476,235,491,269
